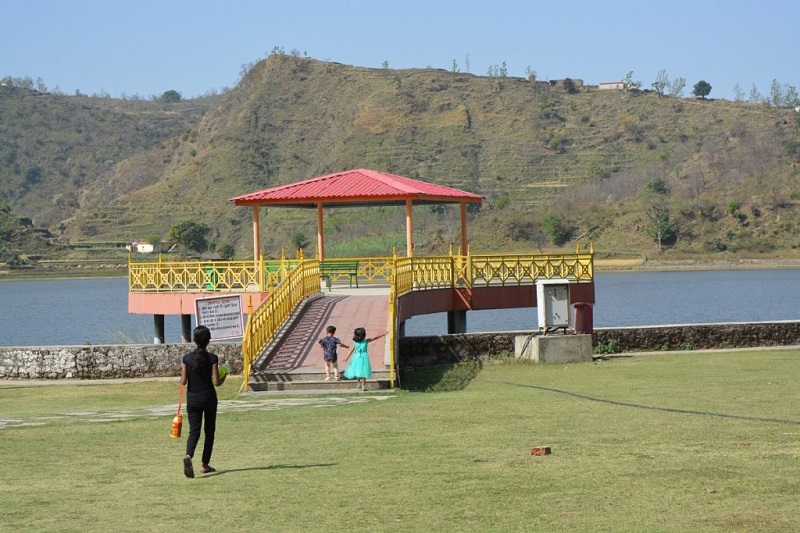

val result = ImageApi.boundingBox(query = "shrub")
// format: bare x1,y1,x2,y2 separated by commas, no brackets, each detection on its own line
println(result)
160,90,181,103
695,200,718,220
594,339,620,354
541,213,574,245
217,243,235,260
646,178,670,195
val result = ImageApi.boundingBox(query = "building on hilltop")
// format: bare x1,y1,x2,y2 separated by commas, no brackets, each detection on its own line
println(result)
598,81,625,91
126,241,170,254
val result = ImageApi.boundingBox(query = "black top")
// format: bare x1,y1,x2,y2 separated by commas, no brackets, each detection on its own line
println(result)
182,349,219,398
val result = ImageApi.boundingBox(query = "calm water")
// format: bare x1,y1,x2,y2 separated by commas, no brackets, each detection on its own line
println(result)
406,268,800,335
1,269,800,346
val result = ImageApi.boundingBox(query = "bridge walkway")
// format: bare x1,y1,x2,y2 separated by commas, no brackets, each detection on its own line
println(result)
250,286,391,391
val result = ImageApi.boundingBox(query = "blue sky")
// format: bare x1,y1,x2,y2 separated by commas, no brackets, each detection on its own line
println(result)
2,0,798,101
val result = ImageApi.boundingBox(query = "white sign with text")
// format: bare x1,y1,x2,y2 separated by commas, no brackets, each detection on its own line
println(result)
195,295,244,340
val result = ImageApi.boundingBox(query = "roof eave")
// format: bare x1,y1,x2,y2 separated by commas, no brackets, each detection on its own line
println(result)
230,195,483,208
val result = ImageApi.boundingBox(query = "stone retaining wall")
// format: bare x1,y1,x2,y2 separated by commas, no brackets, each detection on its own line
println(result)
3,322,800,379
397,321,800,368
592,322,800,353
0,343,243,379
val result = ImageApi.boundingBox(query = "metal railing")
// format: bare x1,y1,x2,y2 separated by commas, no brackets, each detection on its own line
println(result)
386,250,593,387
392,251,594,297
241,260,322,388
129,250,593,391
128,254,298,293
320,255,394,286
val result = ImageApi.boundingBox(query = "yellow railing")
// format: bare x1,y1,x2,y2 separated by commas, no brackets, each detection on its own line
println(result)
385,250,594,386
466,253,593,286
135,250,594,390
128,255,298,292
392,251,594,297
241,260,322,388
320,256,394,285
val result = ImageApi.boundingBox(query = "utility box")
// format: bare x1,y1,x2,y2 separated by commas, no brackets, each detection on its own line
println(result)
536,280,570,332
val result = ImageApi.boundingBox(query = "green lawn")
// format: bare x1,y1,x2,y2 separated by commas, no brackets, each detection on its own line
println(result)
3,351,800,532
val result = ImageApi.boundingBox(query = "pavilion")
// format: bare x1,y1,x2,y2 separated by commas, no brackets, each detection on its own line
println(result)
228,168,484,260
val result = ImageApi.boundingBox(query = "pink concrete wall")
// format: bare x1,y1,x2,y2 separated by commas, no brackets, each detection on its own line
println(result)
129,292,270,315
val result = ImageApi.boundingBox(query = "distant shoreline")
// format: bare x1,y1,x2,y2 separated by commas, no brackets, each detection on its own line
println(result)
0,269,127,282
595,257,800,272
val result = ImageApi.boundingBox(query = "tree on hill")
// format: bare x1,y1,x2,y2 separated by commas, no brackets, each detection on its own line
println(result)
623,71,641,92
692,80,712,99
646,203,677,252
651,70,669,96
217,243,235,260
291,231,308,251
169,220,209,252
668,77,686,97
160,90,182,103
541,213,574,246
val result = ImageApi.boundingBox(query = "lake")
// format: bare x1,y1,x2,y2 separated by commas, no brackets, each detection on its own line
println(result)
1,269,800,346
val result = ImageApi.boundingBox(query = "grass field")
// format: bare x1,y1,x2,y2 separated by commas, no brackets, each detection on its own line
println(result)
3,351,800,532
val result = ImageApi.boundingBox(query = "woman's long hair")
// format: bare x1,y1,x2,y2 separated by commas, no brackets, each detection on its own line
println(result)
353,327,366,343
190,325,212,372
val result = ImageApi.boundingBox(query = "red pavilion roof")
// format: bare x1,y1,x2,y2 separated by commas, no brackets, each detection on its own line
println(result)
229,169,483,208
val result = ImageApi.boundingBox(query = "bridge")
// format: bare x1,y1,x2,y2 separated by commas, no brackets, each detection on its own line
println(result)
128,169,595,391
128,250,595,391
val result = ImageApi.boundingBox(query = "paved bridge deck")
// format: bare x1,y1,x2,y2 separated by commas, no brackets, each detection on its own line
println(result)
259,286,391,372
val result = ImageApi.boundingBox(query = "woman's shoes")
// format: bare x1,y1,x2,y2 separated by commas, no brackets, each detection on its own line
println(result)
201,466,216,474
183,455,194,478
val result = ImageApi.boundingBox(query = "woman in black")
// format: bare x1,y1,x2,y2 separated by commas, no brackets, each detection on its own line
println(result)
180,325,225,478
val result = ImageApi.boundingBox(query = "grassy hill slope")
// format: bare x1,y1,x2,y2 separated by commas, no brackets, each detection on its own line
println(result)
0,84,218,231
4,55,800,262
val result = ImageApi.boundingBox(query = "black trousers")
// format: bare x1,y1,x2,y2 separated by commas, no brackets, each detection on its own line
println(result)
185,394,217,465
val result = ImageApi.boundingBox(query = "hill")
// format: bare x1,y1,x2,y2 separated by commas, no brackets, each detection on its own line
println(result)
3,55,800,265
0,203,54,268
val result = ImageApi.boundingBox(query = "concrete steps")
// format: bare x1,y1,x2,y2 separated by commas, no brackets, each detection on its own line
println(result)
249,367,394,392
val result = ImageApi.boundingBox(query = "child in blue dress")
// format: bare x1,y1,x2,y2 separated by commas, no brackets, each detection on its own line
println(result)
343,327,386,390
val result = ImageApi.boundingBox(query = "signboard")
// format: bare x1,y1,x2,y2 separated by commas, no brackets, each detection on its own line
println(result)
195,295,244,340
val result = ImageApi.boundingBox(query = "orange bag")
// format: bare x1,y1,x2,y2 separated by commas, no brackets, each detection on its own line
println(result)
170,386,184,438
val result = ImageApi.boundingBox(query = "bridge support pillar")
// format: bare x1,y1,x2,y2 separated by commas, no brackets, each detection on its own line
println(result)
153,315,165,344
447,310,467,334
181,314,192,343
